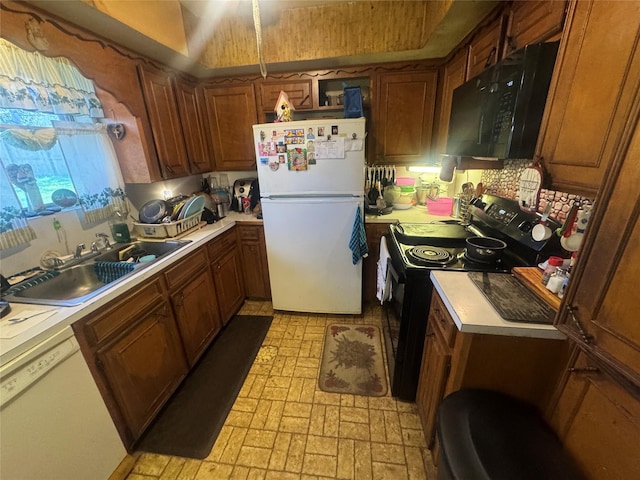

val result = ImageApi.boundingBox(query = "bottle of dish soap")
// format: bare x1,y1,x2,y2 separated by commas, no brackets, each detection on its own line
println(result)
109,210,131,243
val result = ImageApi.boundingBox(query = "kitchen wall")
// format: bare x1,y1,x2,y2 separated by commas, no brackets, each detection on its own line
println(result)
0,171,258,278
481,159,593,222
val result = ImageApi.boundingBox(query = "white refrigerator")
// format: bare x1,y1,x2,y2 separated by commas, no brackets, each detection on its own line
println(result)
253,117,366,314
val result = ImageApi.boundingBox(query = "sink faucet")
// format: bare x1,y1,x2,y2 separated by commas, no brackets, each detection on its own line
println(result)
95,233,112,250
74,243,86,259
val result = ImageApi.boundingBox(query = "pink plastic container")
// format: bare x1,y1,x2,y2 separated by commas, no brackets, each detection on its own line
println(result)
426,197,454,216
395,177,415,186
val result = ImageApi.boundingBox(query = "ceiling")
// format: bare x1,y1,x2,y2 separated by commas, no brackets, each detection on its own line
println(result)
26,0,499,78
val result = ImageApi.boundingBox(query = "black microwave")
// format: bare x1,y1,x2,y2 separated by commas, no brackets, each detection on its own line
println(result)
445,41,559,160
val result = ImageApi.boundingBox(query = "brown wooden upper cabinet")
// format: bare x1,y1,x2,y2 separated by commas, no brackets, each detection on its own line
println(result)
200,83,259,171
258,80,313,111
174,76,213,174
503,0,566,56
433,49,468,156
466,17,504,81
374,71,438,164
137,64,191,179
536,0,640,197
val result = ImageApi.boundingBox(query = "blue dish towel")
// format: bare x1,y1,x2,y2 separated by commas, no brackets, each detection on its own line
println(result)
349,205,368,265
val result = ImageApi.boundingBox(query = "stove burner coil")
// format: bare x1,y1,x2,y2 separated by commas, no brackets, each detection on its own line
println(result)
407,246,453,265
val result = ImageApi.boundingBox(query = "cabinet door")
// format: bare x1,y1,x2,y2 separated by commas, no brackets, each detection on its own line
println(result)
537,0,640,197
466,18,504,80
375,71,437,164
171,269,221,366
201,83,258,171
557,103,640,387
433,49,468,156
238,225,271,299
259,80,313,111
504,0,566,55
212,249,245,325
416,322,451,449
175,77,212,174
547,351,640,480
137,64,190,179
98,303,188,439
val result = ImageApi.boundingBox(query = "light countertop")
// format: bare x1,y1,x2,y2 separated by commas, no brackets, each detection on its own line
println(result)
365,204,454,224
2,206,453,368
0,212,258,368
430,270,565,340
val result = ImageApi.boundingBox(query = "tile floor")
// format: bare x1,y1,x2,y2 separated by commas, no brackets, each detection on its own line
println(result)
125,300,437,480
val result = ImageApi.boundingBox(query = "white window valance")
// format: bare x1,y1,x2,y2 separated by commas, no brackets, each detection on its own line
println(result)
0,38,103,117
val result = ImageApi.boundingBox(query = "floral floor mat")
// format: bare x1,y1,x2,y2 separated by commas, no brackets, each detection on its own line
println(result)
318,324,388,397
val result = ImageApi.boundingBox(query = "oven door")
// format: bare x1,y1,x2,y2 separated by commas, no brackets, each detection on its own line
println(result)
383,261,402,389
384,258,435,401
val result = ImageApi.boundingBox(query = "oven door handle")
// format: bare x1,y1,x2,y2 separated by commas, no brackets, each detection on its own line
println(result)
387,260,400,283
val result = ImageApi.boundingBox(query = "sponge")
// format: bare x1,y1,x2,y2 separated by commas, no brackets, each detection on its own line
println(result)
118,245,136,261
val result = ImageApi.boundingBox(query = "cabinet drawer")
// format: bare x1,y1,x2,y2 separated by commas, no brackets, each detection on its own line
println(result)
237,224,261,242
208,228,238,259
83,276,166,345
164,249,208,290
430,290,456,347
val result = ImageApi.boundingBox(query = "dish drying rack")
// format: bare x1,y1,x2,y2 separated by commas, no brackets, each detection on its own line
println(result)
132,209,203,239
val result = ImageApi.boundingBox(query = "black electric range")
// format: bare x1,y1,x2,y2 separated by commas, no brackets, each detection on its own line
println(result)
383,194,563,401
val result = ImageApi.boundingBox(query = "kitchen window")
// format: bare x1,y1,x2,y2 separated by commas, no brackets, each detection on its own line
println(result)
0,38,126,250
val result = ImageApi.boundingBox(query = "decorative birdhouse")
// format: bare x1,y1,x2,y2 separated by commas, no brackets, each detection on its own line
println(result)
274,90,294,122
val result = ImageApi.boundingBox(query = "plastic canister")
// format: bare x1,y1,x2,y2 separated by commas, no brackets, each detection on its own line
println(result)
541,256,564,285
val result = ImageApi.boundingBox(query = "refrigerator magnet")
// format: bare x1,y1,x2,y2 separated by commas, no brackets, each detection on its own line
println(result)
269,160,279,171
317,126,325,137
260,157,269,165
278,154,286,164
288,147,307,171
307,140,316,165
331,125,339,135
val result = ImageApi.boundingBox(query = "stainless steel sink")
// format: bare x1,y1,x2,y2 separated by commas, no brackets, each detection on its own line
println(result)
92,240,190,263
3,239,191,307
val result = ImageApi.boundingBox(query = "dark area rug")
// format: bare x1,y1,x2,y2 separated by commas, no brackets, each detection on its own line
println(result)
137,315,272,459
318,324,388,397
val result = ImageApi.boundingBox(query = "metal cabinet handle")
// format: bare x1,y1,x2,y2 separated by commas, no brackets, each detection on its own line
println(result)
566,305,594,344
568,367,599,374
176,292,185,308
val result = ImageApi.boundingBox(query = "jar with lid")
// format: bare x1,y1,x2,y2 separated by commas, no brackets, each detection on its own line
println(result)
546,268,567,294
541,256,564,285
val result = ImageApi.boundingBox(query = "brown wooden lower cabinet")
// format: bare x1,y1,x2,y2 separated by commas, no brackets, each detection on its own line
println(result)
208,228,245,325
169,269,221,366
545,349,640,479
72,277,188,448
237,224,271,299
164,249,222,366
97,302,188,441
416,289,571,450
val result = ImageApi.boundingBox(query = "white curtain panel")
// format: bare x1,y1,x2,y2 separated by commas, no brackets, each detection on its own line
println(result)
53,121,126,224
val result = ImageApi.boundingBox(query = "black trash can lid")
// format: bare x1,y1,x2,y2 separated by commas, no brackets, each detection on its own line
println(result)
436,389,584,480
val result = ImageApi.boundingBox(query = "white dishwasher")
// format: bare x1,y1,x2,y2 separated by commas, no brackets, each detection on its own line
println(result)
1,325,126,480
